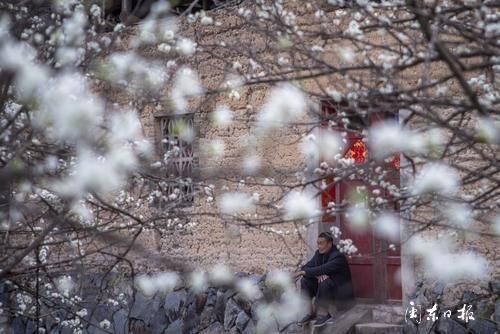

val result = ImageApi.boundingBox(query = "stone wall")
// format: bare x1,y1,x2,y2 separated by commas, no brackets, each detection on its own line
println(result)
2,273,498,333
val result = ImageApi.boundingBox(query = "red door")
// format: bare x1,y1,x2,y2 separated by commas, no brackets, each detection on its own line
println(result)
320,102,402,303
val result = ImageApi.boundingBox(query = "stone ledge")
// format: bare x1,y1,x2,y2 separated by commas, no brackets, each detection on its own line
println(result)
355,322,403,334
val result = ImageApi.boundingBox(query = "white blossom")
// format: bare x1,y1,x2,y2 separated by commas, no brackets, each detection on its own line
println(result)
337,239,358,255
109,110,142,143
212,105,233,127
256,83,307,131
209,264,233,285
218,192,255,215
200,14,213,25
300,129,343,166
345,20,362,36
56,276,74,297
76,308,87,318
0,42,48,99
34,73,104,143
90,4,101,19
330,225,342,239
135,272,179,297
153,272,179,294
53,0,79,14
189,271,208,293
0,16,10,40
408,235,490,281
327,89,343,102
61,10,87,45
176,38,196,55
412,163,460,196
70,202,92,223
368,121,410,159
282,190,320,220
255,287,307,332
492,215,500,235
206,139,225,159
242,154,261,175
236,278,263,300
150,0,171,16
55,46,85,67
338,47,355,63
158,43,171,53
53,146,137,198
476,116,499,144
171,67,203,112
265,270,293,289
441,202,472,228
346,204,370,232
135,275,156,297
368,122,445,159
105,52,167,92
15,63,49,100
373,212,399,241
328,0,345,5
99,319,111,330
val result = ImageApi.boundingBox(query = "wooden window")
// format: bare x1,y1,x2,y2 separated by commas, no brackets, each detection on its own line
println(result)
156,114,195,206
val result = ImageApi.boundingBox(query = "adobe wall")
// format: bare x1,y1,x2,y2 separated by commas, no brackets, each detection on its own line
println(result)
126,0,498,313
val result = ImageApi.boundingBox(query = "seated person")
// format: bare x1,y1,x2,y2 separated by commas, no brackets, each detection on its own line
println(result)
293,231,355,327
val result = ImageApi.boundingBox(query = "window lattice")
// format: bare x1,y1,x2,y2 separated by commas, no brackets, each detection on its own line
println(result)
158,115,194,205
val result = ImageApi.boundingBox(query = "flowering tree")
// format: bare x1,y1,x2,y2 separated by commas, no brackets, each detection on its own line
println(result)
0,0,499,332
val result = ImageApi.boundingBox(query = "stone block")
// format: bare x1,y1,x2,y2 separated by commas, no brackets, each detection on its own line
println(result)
468,318,496,334
164,319,183,334
354,322,403,334
163,290,186,322
495,300,500,331
199,321,224,334
112,308,128,334
235,310,250,332
223,298,241,330
488,280,500,295
435,317,467,334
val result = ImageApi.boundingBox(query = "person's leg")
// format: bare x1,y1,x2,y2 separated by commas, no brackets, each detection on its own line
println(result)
300,276,318,314
312,278,338,327
335,280,356,311
298,276,318,325
315,278,336,316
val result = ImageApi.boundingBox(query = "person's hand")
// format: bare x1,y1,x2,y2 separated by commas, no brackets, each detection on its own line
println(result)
317,275,329,283
292,271,305,279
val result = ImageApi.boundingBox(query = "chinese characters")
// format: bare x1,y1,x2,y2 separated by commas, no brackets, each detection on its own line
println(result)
405,301,475,325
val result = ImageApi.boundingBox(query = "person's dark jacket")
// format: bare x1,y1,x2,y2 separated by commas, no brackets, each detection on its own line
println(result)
301,245,355,301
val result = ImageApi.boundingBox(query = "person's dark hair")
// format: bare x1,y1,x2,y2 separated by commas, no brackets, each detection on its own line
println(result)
318,231,333,243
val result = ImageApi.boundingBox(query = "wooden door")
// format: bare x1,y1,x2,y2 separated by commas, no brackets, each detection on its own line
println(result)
320,102,402,303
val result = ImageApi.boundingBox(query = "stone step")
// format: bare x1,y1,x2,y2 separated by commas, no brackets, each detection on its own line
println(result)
354,322,404,334
314,305,373,334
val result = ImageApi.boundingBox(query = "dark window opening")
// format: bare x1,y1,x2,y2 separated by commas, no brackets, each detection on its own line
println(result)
172,0,243,14
102,0,243,26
